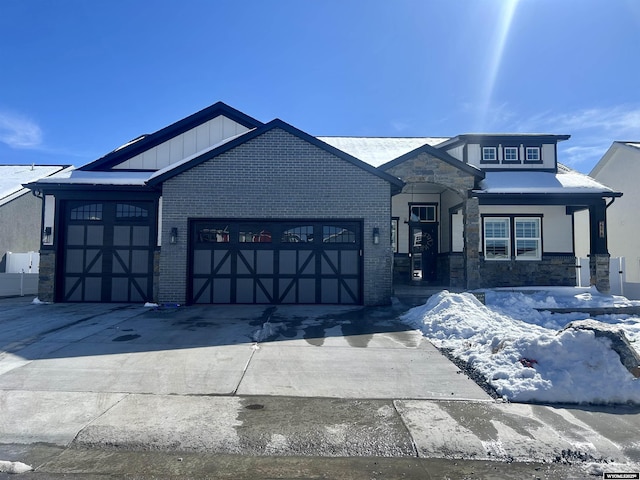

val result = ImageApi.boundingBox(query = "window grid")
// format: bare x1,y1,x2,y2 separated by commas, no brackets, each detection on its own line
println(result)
484,218,510,260
483,216,542,261
482,147,497,163
116,204,149,219
70,204,103,221
525,147,541,162
503,147,519,162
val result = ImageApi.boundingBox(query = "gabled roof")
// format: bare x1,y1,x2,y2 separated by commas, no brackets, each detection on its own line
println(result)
80,102,263,171
318,137,448,168
147,119,405,192
590,141,640,177
1,165,72,205
377,142,485,178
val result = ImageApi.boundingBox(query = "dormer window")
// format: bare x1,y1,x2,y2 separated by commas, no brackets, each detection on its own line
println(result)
503,146,519,163
525,147,541,163
482,147,498,163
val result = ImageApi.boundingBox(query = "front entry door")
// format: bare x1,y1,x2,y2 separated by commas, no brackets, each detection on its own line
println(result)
411,223,438,282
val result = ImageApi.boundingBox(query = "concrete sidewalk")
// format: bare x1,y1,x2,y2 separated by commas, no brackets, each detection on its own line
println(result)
0,297,639,478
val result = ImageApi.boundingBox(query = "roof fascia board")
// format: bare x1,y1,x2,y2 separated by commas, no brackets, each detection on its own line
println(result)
378,142,484,179
81,102,264,171
474,191,622,206
147,118,406,192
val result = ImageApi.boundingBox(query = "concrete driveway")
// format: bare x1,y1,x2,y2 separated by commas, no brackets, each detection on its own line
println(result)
2,296,640,478
0,297,488,400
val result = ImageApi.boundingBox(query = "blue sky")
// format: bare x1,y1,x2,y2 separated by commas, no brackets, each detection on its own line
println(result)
1,0,639,174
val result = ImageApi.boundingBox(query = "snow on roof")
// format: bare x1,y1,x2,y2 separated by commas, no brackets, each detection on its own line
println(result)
476,164,617,195
318,136,449,167
33,169,152,186
0,165,70,205
623,142,640,150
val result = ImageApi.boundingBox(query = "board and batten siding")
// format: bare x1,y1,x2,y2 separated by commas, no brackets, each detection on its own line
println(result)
114,116,251,170
465,143,556,170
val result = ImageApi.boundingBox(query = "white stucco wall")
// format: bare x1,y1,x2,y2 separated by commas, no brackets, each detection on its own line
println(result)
479,205,574,253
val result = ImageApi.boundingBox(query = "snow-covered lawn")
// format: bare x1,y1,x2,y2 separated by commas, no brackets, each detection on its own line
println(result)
401,287,640,405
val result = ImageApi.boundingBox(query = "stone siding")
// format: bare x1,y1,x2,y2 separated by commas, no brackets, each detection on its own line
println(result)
159,128,393,305
478,255,577,288
37,250,55,302
386,152,480,290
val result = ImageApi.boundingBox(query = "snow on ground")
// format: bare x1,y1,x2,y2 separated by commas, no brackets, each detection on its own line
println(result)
401,287,640,405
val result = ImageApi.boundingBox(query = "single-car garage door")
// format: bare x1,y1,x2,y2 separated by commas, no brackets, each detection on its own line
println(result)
189,220,362,304
60,200,156,302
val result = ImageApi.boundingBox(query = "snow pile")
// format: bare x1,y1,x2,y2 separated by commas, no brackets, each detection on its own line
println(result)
402,289,640,404
0,460,32,473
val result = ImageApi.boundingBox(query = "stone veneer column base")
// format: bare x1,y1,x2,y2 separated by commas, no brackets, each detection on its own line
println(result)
590,254,611,294
38,250,56,303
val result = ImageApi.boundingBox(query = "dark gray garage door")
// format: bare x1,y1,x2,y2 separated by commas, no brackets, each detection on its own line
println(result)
60,201,155,302
189,220,362,304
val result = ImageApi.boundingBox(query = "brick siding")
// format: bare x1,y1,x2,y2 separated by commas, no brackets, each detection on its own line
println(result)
159,128,393,305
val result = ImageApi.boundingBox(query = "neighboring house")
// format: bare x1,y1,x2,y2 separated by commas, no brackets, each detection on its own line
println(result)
25,102,620,305
588,142,640,298
0,165,71,272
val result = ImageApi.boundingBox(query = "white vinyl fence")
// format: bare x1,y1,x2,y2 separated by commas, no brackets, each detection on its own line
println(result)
0,272,38,297
576,257,625,296
0,251,39,297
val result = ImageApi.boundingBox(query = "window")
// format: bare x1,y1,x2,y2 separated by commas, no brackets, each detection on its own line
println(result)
198,226,230,243
70,203,103,221
323,225,356,243
116,204,148,219
484,218,510,260
515,218,541,260
282,226,314,243
410,205,436,222
483,216,542,261
239,226,272,243
503,147,519,163
482,147,498,163
525,147,541,163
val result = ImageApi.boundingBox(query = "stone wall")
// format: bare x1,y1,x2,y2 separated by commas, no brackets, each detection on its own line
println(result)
478,255,577,288
37,250,55,302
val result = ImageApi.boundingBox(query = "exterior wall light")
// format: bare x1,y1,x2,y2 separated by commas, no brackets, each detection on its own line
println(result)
43,226,52,243
373,227,380,245
170,227,178,245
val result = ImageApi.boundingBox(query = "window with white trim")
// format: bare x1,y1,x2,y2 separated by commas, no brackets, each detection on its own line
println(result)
483,216,542,261
483,217,510,260
515,217,541,260
503,146,519,163
482,147,497,163
525,147,541,163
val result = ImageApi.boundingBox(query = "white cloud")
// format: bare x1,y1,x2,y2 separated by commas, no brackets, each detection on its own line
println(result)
0,110,43,148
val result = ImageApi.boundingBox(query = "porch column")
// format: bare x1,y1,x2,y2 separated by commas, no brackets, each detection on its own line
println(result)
588,200,610,294
464,196,480,289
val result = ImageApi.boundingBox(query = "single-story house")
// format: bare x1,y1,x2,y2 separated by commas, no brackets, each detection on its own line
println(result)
0,164,71,272
586,141,640,298
25,103,620,305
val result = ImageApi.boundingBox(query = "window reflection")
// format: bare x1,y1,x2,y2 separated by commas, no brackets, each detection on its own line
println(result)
199,226,230,243
323,226,356,243
282,226,314,243
239,227,272,243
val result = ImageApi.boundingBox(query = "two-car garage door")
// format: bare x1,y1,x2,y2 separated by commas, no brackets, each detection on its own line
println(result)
190,220,362,304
